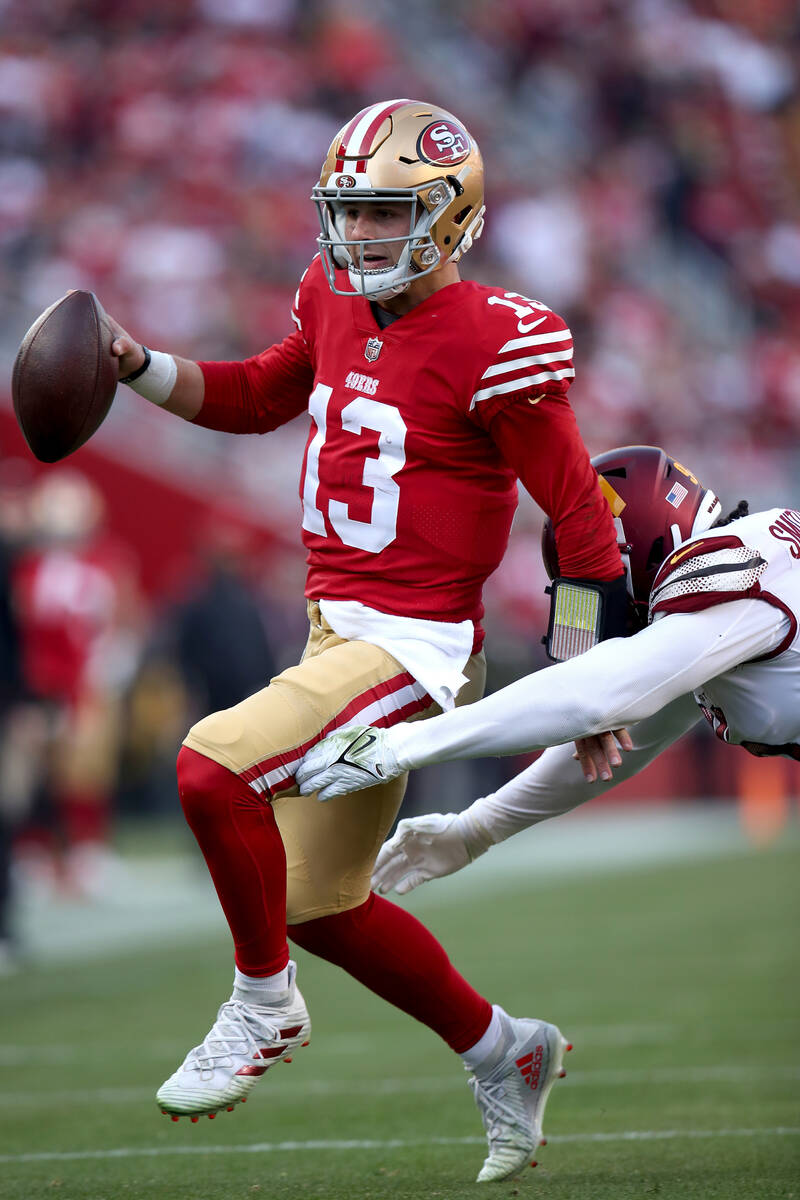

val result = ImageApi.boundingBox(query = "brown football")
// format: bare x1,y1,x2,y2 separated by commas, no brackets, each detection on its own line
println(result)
11,291,118,463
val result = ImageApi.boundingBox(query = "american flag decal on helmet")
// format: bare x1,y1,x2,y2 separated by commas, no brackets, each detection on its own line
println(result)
666,482,688,508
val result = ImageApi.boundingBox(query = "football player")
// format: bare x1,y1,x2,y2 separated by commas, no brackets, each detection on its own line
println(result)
296,446,800,898
107,100,627,1181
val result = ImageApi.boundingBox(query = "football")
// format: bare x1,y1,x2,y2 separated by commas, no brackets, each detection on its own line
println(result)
11,290,118,463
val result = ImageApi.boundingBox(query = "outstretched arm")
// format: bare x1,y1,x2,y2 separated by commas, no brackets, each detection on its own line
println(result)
297,598,787,802
384,599,784,770
371,694,701,895
107,314,313,430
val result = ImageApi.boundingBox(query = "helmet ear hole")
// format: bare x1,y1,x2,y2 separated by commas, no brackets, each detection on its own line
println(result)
646,536,664,573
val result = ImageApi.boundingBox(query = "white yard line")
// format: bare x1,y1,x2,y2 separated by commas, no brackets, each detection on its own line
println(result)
2,1064,798,1107
1,1127,798,1165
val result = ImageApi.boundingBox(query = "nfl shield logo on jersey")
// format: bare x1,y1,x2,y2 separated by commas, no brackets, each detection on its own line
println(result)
364,337,383,363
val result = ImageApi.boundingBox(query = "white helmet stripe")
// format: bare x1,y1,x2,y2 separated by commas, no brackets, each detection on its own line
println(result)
340,99,411,158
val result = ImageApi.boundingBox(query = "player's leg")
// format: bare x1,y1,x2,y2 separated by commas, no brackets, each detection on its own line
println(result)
277,652,494,1056
53,692,121,898
279,623,571,1181
284,779,573,1181
157,608,431,1118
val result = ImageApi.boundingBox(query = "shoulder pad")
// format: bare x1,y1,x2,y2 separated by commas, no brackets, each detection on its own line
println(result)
648,534,767,622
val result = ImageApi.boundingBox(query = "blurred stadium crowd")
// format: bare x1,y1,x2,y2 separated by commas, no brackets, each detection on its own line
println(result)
0,0,798,953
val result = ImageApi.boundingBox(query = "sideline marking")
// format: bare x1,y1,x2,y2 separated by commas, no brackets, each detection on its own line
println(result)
1,1128,798,1164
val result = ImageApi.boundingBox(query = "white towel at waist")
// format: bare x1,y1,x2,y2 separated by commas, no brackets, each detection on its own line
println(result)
318,598,473,712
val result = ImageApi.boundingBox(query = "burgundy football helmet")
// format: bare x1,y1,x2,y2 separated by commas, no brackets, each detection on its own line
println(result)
543,445,722,630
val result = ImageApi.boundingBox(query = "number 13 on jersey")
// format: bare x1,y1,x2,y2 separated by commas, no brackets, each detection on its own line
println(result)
302,382,408,553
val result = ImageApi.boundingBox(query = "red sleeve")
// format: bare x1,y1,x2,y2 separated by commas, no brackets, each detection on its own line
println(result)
488,393,623,580
193,329,314,434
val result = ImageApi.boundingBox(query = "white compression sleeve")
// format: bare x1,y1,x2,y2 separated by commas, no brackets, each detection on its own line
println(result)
387,599,788,771
459,693,702,847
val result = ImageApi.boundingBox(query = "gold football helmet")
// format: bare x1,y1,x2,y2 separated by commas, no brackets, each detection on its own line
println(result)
312,99,485,298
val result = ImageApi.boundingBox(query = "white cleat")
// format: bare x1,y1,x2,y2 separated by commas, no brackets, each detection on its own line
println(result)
156,961,311,1120
469,1009,571,1182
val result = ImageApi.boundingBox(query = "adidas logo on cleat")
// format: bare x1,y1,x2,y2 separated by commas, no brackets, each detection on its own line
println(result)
515,1043,544,1090
235,1024,307,1076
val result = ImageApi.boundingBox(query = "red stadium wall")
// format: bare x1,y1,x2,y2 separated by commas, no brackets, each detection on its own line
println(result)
0,405,283,599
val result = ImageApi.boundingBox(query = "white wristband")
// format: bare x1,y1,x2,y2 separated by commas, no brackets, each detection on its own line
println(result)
123,349,177,405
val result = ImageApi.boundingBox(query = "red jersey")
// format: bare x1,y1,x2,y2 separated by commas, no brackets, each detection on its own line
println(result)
197,257,621,631
13,542,124,705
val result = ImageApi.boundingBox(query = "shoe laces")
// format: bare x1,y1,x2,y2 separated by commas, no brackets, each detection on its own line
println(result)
469,1072,529,1144
186,1000,283,1074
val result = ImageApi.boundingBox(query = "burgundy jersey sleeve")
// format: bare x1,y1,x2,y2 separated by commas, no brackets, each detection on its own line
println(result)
488,394,623,580
193,328,314,434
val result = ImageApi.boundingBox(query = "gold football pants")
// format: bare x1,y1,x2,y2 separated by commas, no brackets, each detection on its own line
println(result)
183,601,485,923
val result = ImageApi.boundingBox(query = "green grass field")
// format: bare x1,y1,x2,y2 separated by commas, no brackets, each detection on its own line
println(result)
1,808,798,1200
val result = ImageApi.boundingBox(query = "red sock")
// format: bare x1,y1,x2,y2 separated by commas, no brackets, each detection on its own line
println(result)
59,790,110,845
288,892,491,1053
176,746,289,977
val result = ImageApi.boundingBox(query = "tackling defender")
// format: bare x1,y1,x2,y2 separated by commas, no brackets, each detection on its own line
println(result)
107,100,627,1181
297,445,800,895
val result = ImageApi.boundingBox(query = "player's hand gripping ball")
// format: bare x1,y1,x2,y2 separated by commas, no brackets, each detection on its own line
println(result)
12,291,118,463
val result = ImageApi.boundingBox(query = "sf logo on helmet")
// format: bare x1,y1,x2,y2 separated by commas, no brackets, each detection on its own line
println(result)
417,120,470,165
335,175,357,188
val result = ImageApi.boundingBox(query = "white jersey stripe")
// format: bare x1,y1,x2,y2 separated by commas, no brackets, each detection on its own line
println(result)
470,367,575,408
480,349,573,380
498,329,573,354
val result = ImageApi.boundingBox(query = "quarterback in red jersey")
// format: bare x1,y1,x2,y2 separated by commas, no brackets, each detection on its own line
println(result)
106,99,624,1182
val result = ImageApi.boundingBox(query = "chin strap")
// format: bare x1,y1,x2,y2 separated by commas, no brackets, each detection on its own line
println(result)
543,573,630,662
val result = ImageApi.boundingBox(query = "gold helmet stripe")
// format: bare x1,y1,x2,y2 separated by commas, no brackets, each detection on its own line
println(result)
598,474,626,517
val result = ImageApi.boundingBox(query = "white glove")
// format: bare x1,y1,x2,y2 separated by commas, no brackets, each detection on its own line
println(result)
371,811,493,895
296,724,402,802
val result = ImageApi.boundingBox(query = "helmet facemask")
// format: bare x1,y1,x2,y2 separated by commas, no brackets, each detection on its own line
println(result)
313,174,482,299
